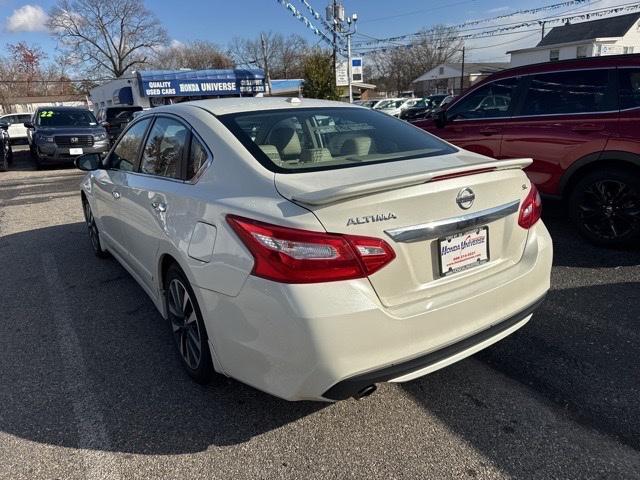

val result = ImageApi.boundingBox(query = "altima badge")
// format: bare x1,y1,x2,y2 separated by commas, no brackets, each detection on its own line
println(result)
347,212,397,226
456,188,475,210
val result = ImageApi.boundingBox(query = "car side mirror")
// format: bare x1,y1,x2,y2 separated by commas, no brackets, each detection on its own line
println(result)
434,109,448,128
23,121,34,129
0,122,9,131
75,153,104,171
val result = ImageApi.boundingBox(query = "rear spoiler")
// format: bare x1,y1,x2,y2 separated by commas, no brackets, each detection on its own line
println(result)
292,158,532,206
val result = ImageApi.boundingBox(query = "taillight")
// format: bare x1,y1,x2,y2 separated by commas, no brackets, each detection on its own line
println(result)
227,215,396,284
518,183,542,229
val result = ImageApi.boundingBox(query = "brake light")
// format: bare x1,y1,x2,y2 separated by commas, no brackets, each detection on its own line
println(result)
518,183,542,229
227,215,396,283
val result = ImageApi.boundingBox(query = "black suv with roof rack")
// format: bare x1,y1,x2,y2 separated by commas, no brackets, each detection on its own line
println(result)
25,106,110,169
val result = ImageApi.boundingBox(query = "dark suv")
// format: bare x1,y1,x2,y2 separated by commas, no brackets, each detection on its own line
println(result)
416,54,640,246
96,106,143,144
25,107,110,169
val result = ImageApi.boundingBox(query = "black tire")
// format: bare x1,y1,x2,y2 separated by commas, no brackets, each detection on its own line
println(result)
82,199,109,258
568,167,640,247
30,146,41,170
0,147,7,172
164,263,214,384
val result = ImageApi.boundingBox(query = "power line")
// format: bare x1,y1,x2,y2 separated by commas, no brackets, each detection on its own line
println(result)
360,0,479,24
353,1,640,51
0,77,133,84
353,0,633,47
353,28,546,52
466,31,540,50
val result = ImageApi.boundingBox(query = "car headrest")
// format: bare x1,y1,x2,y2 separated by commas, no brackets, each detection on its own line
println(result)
259,145,282,164
270,127,302,158
341,136,372,157
300,148,332,163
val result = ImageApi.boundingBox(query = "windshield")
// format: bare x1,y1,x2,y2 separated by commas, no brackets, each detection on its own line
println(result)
37,109,97,127
374,100,396,109
218,107,457,173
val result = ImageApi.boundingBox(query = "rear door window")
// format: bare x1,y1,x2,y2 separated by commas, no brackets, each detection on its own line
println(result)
187,135,209,180
519,69,616,116
619,68,640,109
446,77,520,120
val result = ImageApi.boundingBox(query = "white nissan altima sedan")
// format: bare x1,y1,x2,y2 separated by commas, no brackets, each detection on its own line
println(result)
76,97,552,401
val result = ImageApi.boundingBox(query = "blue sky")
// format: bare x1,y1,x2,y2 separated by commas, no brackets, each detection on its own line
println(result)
0,0,623,65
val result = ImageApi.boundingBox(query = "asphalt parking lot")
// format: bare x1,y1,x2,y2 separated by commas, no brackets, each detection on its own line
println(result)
1,148,639,480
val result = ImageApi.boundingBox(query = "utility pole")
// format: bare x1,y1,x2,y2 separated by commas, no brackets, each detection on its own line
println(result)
332,0,338,85
260,32,272,96
460,46,465,95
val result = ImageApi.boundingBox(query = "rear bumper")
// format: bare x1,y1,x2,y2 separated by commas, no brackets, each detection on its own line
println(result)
322,294,545,400
195,221,553,401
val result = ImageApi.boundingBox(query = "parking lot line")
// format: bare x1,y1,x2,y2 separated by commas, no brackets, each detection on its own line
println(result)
41,252,122,480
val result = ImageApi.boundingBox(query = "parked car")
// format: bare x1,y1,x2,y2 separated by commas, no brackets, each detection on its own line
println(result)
400,94,449,121
25,107,110,169
376,98,420,117
96,105,143,144
429,95,455,119
75,97,552,401
416,54,640,246
0,121,13,172
0,113,31,144
353,99,384,108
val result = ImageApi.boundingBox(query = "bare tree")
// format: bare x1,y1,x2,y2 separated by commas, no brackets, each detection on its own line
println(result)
47,0,169,78
229,32,310,79
0,42,78,112
151,40,234,70
367,25,463,94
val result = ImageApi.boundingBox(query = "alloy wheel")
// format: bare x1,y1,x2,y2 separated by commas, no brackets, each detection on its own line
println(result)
577,179,640,241
84,202,101,252
167,278,203,370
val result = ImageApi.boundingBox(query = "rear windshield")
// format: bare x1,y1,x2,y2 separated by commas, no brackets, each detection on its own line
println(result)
106,107,142,122
1,114,31,124
37,109,97,127
218,107,456,173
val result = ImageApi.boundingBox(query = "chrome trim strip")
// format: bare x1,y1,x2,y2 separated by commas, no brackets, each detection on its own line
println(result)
384,200,520,243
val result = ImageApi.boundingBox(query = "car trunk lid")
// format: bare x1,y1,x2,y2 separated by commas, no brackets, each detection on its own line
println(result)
275,153,533,307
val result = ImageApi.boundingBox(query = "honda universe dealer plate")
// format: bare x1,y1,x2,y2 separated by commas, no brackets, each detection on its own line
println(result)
438,227,489,276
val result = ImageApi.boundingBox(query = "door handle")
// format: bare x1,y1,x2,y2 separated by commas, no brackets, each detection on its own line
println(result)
571,124,604,133
112,190,120,199
479,127,500,135
151,201,167,213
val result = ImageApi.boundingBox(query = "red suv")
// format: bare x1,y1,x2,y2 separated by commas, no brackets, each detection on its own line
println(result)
416,54,640,247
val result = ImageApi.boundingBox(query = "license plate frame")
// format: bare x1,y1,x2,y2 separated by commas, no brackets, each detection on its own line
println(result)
69,147,83,155
438,226,490,277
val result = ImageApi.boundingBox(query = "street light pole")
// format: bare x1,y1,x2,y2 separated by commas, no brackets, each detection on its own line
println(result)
460,46,465,95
